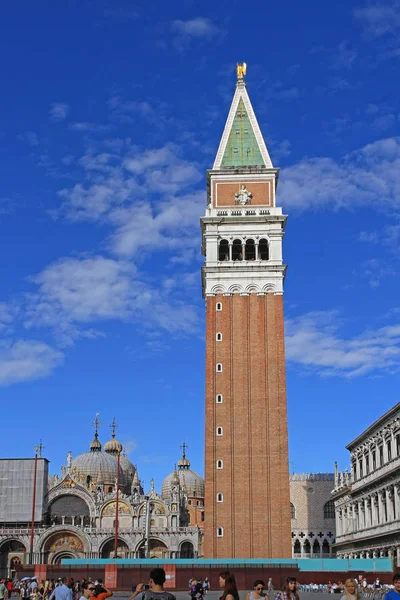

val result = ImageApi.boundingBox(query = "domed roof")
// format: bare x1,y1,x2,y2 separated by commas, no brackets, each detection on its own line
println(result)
162,445,204,500
72,430,126,486
104,437,123,454
120,454,136,484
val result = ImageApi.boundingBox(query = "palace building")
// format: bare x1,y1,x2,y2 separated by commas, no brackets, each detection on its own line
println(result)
201,64,291,558
333,402,400,565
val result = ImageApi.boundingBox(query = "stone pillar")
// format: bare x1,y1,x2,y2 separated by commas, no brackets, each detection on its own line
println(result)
394,485,400,521
378,491,385,524
255,241,259,260
229,243,232,261
383,440,388,464
364,498,369,528
357,500,363,529
371,494,378,527
396,547,400,567
242,241,245,260
387,488,394,522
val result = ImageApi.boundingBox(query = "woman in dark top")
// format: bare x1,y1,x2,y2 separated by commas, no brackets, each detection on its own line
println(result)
219,572,239,600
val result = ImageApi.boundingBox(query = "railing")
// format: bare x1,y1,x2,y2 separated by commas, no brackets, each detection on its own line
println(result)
352,455,400,490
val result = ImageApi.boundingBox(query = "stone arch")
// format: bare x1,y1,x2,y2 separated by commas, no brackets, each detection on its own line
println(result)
99,537,129,558
303,538,311,556
262,283,276,294
135,537,168,559
179,540,194,558
47,494,91,526
228,284,243,293
40,530,86,564
322,539,330,556
101,501,132,517
52,551,76,565
46,484,97,516
245,284,260,294
211,285,226,295
35,525,90,554
0,539,27,575
312,538,320,556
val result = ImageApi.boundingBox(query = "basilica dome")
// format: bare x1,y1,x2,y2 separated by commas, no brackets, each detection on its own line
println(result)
71,434,126,487
162,447,204,500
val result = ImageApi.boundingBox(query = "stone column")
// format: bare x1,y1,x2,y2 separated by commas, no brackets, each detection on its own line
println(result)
396,547,400,568
371,494,378,527
378,492,385,524
387,488,394,522
364,498,370,528
229,242,232,261
394,485,400,521
383,440,388,463
357,500,363,529
242,241,245,260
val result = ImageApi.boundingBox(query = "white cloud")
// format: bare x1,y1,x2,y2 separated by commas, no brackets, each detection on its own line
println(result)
171,17,220,40
17,131,39,146
69,122,111,133
279,137,400,211
0,339,63,386
286,311,400,377
354,1,400,38
25,255,200,343
49,103,70,122
0,303,17,332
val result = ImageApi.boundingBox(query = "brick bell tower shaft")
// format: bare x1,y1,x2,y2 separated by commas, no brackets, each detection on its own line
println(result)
201,64,292,558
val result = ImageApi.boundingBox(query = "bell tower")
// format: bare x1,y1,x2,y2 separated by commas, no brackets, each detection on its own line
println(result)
201,64,291,558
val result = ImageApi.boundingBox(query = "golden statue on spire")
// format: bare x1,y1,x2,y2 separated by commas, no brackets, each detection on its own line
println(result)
236,62,247,81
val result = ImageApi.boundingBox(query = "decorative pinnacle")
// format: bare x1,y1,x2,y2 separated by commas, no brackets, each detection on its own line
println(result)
236,62,247,81
38,440,44,458
110,417,118,438
180,441,188,459
92,413,102,438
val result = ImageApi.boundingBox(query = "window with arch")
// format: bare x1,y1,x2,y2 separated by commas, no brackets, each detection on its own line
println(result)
216,302,222,311
217,492,223,502
216,459,223,469
216,332,222,341
216,426,223,436
232,239,242,261
216,394,223,403
290,503,296,519
218,239,229,261
324,500,335,519
245,239,255,260
259,238,269,261
216,363,222,372
217,527,224,537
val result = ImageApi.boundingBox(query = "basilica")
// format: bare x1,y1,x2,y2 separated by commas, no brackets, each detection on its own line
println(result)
0,422,204,574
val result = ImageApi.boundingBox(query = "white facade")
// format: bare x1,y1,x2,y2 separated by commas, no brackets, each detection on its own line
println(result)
333,402,400,565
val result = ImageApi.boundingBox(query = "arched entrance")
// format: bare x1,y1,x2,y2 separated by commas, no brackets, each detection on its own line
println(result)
48,495,90,526
137,539,168,559
101,538,129,558
180,541,194,559
42,532,84,564
52,552,76,564
0,540,26,578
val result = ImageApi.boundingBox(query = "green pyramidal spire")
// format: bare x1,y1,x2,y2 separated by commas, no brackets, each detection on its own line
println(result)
220,99,265,167
213,74,273,170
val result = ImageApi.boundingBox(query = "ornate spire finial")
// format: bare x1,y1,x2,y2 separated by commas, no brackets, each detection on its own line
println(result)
236,62,247,81
38,440,44,458
110,417,118,439
92,413,102,439
180,441,188,459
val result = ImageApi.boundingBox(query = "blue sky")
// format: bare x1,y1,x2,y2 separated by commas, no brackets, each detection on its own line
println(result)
1,0,400,490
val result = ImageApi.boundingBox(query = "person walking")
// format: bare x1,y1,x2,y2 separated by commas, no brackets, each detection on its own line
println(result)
0,581,8,600
219,572,239,600
245,580,265,600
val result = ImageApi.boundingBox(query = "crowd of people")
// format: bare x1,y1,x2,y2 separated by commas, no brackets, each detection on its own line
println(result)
0,577,113,600
1,570,400,600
